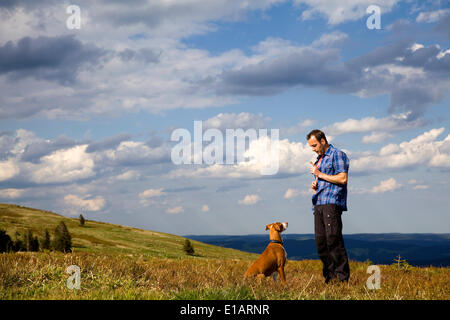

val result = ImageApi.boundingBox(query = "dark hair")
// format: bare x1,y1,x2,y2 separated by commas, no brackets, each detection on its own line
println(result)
306,129,328,143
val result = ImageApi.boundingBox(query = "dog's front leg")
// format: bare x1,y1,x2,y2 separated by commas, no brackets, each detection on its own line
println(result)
277,267,286,282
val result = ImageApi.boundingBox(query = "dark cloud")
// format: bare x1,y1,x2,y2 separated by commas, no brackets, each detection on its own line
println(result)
165,186,206,193
20,135,82,163
216,40,450,119
0,0,58,9
0,35,107,84
217,48,351,96
118,48,162,64
86,133,132,153
0,131,15,160
434,14,450,40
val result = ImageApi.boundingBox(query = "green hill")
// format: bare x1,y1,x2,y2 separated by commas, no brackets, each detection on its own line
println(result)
0,203,255,260
1,203,449,300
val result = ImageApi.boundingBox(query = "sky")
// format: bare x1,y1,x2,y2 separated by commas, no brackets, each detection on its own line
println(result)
0,0,449,235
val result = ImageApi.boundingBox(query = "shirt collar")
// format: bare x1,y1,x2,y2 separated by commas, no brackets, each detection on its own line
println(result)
317,144,334,160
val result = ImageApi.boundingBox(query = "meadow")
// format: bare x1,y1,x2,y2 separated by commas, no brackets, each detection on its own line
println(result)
0,204,449,300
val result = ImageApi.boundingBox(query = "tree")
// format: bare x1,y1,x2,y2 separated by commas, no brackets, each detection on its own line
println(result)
53,221,72,253
25,229,33,251
24,229,40,252
183,239,195,256
41,229,51,250
31,235,39,252
0,229,12,253
79,214,85,226
12,232,25,252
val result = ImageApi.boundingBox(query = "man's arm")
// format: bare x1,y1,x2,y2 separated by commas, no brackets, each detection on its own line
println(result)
318,171,347,185
310,150,349,185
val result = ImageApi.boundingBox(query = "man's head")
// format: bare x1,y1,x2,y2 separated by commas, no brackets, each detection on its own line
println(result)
307,129,329,155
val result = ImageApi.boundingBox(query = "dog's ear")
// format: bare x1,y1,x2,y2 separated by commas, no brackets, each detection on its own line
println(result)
265,224,272,231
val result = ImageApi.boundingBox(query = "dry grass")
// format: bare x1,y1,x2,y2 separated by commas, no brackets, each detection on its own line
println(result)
1,252,448,300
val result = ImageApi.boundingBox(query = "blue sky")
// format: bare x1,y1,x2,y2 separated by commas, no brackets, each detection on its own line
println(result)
0,0,449,235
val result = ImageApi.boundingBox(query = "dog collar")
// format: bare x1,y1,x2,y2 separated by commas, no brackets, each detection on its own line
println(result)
270,240,283,245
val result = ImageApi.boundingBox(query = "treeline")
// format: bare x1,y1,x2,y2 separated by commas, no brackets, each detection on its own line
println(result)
0,221,72,253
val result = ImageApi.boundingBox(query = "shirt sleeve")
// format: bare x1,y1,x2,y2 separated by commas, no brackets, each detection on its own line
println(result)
334,150,349,174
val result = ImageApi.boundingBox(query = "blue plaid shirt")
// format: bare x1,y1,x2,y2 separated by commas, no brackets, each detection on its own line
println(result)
312,144,349,211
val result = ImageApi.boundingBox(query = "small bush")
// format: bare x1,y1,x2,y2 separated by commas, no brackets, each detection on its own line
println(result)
183,239,195,256
79,214,85,227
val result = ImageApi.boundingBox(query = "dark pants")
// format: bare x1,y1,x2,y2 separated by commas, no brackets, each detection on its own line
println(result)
314,204,350,282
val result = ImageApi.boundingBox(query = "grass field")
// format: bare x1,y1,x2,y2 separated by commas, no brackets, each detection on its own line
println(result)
1,203,449,300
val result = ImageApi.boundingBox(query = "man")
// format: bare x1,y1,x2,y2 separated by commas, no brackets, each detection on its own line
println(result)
307,129,350,283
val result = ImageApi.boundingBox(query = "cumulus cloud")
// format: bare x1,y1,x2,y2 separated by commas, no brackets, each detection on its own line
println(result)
166,206,184,214
238,194,261,205
114,170,141,181
64,194,105,212
0,159,20,181
139,188,166,199
311,31,349,47
28,145,95,184
216,40,450,119
351,177,402,194
362,132,395,144
324,112,426,137
86,133,132,153
0,188,25,199
294,0,400,25
0,129,172,187
203,112,270,131
284,188,303,199
168,136,314,179
0,35,106,85
351,128,450,172
371,178,402,193
412,184,429,190
281,119,316,137
416,9,450,23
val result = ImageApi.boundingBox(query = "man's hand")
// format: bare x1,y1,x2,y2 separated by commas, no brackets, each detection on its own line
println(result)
311,180,318,191
310,161,321,177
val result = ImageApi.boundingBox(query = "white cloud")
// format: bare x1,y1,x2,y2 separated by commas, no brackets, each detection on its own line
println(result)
0,160,20,181
0,188,25,199
167,206,184,214
168,137,314,179
238,194,261,205
413,185,429,190
311,31,349,47
64,194,105,212
416,9,450,23
29,145,95,184
203,112,270,131
294,0,400,25
352,128,450,172
371,178,402,194
351,177,402,194
324,112,424,137
115,170,141,181
281,118,316,136
139,188,166,198
362,132,394,144
284,188,301,199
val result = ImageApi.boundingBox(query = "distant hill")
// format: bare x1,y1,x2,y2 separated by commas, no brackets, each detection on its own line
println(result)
186,233,450,267
0,203,255,260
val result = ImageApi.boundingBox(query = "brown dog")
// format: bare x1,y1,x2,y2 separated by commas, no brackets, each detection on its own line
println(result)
244,222,288,282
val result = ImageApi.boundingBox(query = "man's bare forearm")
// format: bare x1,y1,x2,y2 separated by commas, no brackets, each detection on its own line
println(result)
317,172,348,185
